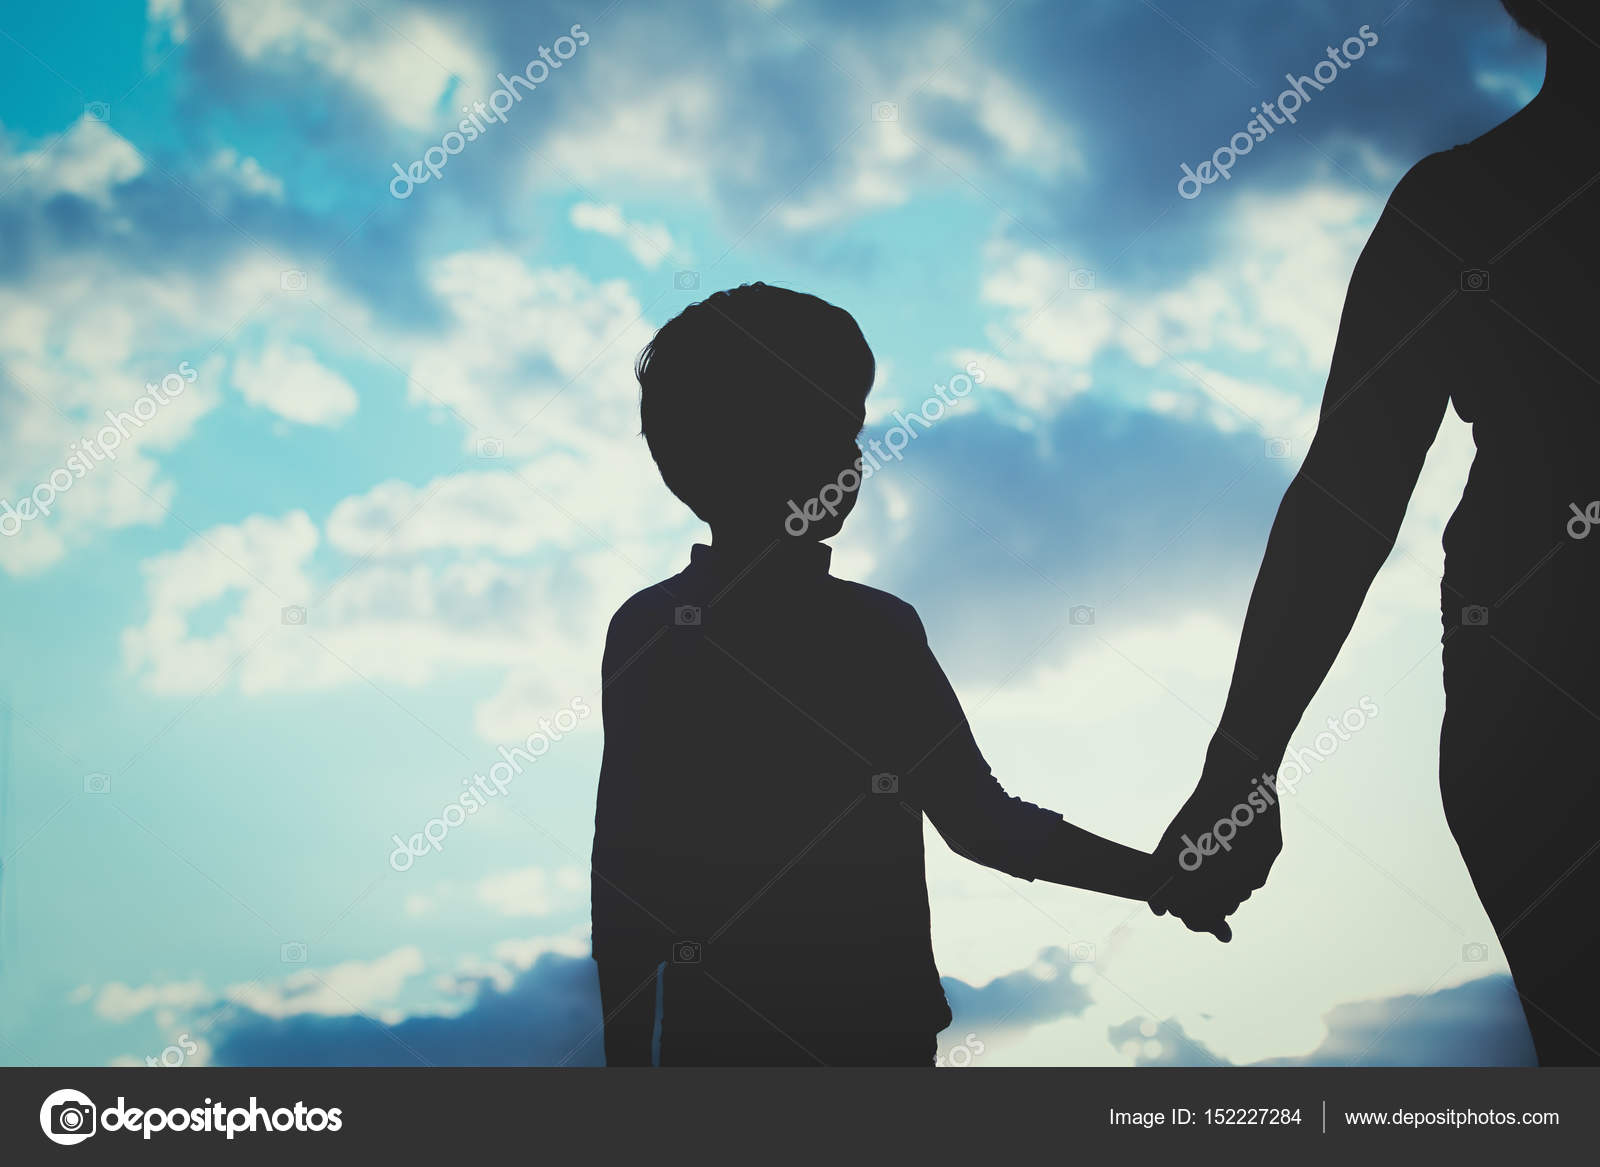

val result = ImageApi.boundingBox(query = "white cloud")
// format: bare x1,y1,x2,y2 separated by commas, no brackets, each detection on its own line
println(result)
0,110,383,577
92,978,211,1023
406,251,654,454
206,0,485,131
435,926,591,996
119,502,647,739
541,76,727,200
325,466,671,559
963,180,1381,424
569,202,678,268
537,19,1079,233
206,147,285,201
0,263,227,575
223,945,423,1019
4,116,144,207
475,865,586,917
233,340,359,425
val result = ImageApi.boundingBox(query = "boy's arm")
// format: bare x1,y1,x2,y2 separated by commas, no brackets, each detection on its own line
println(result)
592,610,669,1065
1036,820,1160,900
595,958,658,1067
903,608,1158,901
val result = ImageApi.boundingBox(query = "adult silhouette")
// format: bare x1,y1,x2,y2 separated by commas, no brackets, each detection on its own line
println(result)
1152,0,1600,1065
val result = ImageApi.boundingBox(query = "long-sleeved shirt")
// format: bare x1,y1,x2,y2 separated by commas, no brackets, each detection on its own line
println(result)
591,541,1062,1063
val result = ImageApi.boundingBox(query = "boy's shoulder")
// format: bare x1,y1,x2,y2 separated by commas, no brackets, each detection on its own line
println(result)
603,567,927,646
605,571,696,644
825,576,926,638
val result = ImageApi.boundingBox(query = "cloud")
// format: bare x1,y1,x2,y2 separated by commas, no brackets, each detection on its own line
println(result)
840,395,1289,688
475,865,586,917
568,202,678,268
214,946,606,1066
1110,974,1537,1066
324,466,672,559
232,340,359,425
963,181,1377,425
0,112,394,577
92,979,211,1024
224,946,425,1020
205,148,286,202
941,945,1096,1032
1256,974,1537,1067
118,499,639,739
192,939,1535,1066
4,116,145,208
199,0,487,132
403,250,653,452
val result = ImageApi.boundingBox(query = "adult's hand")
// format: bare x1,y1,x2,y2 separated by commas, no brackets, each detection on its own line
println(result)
1148,736,1282,941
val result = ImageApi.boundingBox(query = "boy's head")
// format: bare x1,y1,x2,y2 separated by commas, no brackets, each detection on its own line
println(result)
637,283,874,541
1501,0,1600,44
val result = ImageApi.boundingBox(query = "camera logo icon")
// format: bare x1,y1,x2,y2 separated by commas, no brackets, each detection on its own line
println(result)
1067,941,1097,963
83,772,111,795
1069,268,1096,291
674,605,702,627
281,941,308,963
281,605,307,626
1462,941,1490,962
1459,268,1490,293
1068,604,1095,626
871,101,898,122
673,939,703,964
476,437,504,459
871,772,899,795
674,270,700,291
40,1088,97,1146
83,101,110,122
1265,437,1292,460
1461,604,1490,627
279,269,308,293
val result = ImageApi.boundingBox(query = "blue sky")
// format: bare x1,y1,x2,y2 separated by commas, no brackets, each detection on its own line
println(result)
0,0,1548,1067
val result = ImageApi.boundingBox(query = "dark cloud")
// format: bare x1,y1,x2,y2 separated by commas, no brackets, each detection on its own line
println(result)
214,951,607,1067
212,941,1533,1067
212,945,1094,1066
1107,1013,1229,1067
940,945,1095,1031
1111,974,1538,1066
1255,973,1537,1066
853,397,1288,687
110,0,1544,358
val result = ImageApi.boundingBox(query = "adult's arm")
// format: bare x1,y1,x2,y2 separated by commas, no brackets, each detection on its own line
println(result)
1153,157,1459,928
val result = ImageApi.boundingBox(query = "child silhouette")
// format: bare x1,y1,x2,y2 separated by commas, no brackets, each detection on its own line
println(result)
591,283,1159,1066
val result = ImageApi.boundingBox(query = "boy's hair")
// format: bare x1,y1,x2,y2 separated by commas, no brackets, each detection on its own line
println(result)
1501,0,1590,41
636,283,874,524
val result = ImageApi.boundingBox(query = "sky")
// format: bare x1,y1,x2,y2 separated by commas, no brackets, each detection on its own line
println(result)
0,0,1550,1068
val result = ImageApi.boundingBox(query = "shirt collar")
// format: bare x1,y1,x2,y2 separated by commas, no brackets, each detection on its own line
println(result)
689,540,833,588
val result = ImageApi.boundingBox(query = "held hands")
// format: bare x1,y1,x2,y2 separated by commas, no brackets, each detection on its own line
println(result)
1148,737,1283,942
